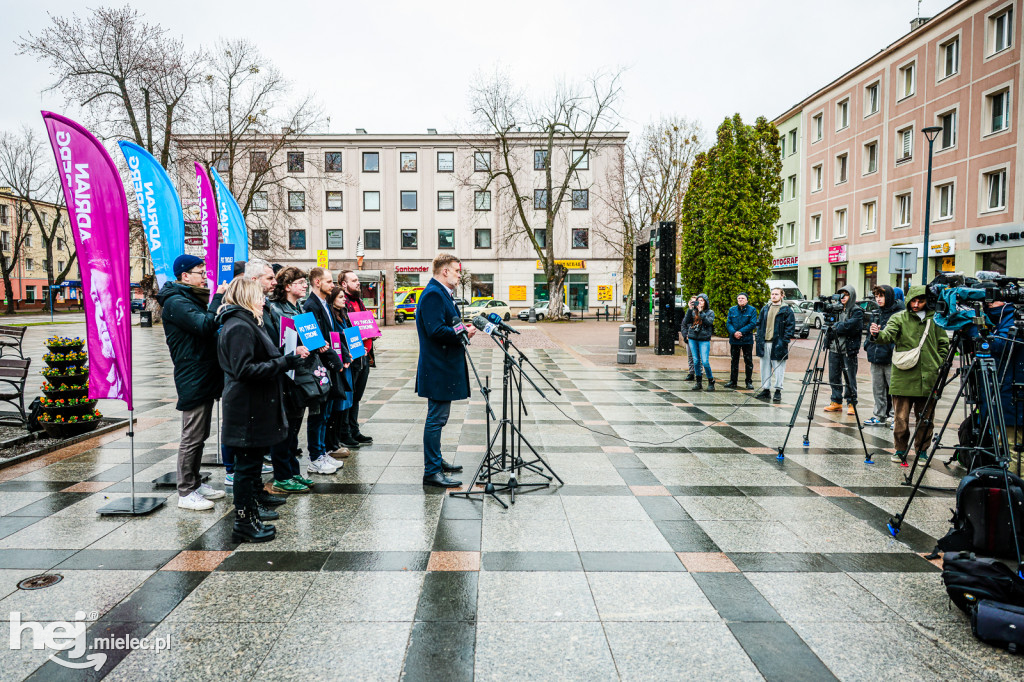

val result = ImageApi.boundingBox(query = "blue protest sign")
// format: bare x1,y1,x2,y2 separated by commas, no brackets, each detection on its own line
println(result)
344,326,366,359
217,243,235,285
293,312,327,351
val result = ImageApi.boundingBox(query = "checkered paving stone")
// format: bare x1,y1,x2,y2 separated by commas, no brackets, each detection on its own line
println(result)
0,321,1019,680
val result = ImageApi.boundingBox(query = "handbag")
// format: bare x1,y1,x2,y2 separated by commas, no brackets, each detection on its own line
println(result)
892,318,931,370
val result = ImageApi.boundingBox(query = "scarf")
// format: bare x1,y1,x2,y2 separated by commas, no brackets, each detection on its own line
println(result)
765,302,782,341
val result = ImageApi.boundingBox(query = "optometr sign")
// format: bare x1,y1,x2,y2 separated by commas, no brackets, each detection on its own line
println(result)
970,226,1024,250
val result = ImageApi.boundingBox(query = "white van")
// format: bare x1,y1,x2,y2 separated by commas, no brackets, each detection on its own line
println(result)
766,279,804,300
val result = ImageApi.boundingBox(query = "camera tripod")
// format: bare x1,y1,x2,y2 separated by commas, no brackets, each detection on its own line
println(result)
452,330,563,508
777,323,875,464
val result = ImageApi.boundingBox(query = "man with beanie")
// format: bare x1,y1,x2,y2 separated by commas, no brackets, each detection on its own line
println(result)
823,285,863,415
755,288,796,402
156,255,226,511
725,292,758,389
862,285,903,427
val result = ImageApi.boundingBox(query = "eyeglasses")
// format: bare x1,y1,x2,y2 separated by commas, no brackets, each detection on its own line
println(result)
185,268,206,276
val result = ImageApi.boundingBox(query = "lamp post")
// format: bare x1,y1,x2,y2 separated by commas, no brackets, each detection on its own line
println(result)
921,125,943,284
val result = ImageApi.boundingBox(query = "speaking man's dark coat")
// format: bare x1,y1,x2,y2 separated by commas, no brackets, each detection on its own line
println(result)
415,277,471,401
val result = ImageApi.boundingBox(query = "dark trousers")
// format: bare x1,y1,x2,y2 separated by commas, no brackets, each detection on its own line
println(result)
829,353,859,404
270,407,304,480
232,447,269,512
326,410,345,450
306,399,334,461
423,399,451,477
730,344,753,383
177,400,213,496
222,445,233,474
348,361,370,436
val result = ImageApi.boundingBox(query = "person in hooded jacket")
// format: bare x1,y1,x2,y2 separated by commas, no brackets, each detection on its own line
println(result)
983,298,1023,475
156,254,226,511
725,292,758,389
863,285,904,427
217,277,311,542
755,287,796,402
683,293,715,391
824,284,864,415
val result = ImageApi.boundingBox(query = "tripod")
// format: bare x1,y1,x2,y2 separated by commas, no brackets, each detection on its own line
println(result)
778,324,874,464
452,330,563,508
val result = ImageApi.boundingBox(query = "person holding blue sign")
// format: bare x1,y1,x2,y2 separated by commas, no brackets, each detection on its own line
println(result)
302,267,347,474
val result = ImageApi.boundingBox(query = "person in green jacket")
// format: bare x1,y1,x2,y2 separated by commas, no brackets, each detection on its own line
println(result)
869,285,950,465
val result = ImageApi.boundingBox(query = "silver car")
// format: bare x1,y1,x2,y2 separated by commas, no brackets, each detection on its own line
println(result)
796,300,822,337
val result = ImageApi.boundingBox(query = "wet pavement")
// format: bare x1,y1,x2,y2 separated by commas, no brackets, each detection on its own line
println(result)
0,322,1021,680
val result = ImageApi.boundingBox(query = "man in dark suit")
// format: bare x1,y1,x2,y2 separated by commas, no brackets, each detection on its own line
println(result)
416,253,474,487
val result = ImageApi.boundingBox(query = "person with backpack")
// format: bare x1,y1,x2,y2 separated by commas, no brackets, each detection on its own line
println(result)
683,293,715,391
862,285,904,427
680,295,697,381
724,292,758,390
870,285,950,465
754,287,796,403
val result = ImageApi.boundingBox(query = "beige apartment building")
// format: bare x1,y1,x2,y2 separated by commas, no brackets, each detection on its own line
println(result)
0,188,79,307
172,131,628,315
775,0,1022,298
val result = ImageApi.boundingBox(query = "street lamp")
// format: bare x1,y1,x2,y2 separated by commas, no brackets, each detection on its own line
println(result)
921,125,943,284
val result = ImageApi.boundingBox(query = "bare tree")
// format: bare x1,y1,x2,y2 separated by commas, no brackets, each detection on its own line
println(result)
0,128,77,315
595,117,704,319
461,70,622,319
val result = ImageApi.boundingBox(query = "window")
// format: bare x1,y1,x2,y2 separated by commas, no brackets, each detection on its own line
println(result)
24,258,33,271
861,201,876,233
41,259,48,273
252,229,269,250
775,224,784,248
812,164,823,191
788,130,797,155
936,183,954,220
939,111,957,149
982,250,1007,275
475,229,492,249
437,191,454,211
401,229,418,249
572,228,589,249
572,150,589,169
326,229,344,249
813,113,823,141
363,191,380,211
362,152,379,172
250,151,268,173
988,89,1011,133
896,193,912,227
811,214,822,242
57,260,65,273
400,191,417,211
364,229,381,250
787,175,796,200
326,191,343,211
472,273,494,299
941,37,960,78
837,98,850,129
325,152,343,173
535,228,547,248
474,191,491,211
991,7,1014,54
834,208,847,237
252,191,269,212
780,136,786,158
0,206,7,225
287,151,304,172
572,189,589,210
864,141,878,174
985,169,1008,211
438,229,455,249
899,62,916,99
24,234,32,248
400,152,417,172
897,127,913,162
212,152,229,173
787,222,796,246
289,229,306,250
534,150,549,170
474,151,491,172
25,286,35,302
0,231,9,251
288,191,305,212
57,237,65,251
836,153,848,184
534,189,548,210
865,82,879,115
437,152,454,172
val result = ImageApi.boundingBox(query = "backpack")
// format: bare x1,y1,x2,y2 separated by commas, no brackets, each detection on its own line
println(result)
936,466,1024,559
941,551,1024,613
27,398,43,433
972,599,1024,654
955,418,999,469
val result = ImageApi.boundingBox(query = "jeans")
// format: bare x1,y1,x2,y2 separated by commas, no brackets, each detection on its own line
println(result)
306,399,334,461
222,445,234,474
687,339,712,380
681,335,694,373
423,399,451,477
730,344,753,384
177,400,214,496
348,361,370,436
759,343,787,391
270,406,304,480
829,353,858,404
892,395,934,454
869,363,893,420
232,447,269,512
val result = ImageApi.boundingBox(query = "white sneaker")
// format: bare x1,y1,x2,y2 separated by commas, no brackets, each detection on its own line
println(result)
323,454,344,469
308,455,338,475
178,490,215,510
261,463,274,474
196,483,225,500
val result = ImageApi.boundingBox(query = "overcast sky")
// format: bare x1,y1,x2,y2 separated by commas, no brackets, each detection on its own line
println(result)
2,0,957,141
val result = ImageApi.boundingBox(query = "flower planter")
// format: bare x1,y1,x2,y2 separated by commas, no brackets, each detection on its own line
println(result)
45,373,89,388
45,359,87,372
45,344,84,355
42,387,89,401
42,402,97,418
40,420,99,439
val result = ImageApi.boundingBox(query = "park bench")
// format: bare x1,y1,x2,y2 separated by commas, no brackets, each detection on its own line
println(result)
0,358,31,425
0,325,26,359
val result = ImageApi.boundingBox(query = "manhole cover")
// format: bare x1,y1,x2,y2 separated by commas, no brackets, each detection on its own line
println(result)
18,574,63,590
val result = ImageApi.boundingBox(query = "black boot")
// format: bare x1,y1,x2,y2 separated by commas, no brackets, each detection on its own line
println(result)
773,389,782,403
706,378,716,392
724,378,738,389
256,501,279,521
257,490,288,507
745,379,754,390
690,378,703,392
684,372,695,381
232,506,276,543
754,389,770,400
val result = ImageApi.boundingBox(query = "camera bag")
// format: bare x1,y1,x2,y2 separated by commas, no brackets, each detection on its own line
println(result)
972,599,1024,654
941,552,1024,613
936,467,1024,559
892,319,931,370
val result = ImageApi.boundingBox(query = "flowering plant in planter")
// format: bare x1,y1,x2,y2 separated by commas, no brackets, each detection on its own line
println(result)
39,397,97,408
43,351,88,363
42,366,89,377
45,336,84,347
39,412,100,424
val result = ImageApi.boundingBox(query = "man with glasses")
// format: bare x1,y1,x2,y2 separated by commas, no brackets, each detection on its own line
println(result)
415,253,474,487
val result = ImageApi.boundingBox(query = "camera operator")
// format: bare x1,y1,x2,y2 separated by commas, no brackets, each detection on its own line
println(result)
862,285,903,427
981,288,1023,475
824,285,863,416
870,285,950,465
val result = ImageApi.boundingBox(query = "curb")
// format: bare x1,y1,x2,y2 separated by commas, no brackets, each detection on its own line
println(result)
0,417,132,472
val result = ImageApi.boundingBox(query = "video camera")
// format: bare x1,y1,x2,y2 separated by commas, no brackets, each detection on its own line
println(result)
927,273,1024,331
813,294,844,326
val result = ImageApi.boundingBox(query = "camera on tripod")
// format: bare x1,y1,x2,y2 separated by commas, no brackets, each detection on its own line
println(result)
928,273,1024,322
812,294,844,326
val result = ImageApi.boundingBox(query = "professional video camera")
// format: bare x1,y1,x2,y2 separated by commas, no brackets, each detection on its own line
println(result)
812,294,844,325
926,273,1024,330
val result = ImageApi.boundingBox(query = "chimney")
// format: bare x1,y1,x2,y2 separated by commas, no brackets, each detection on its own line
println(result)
910,16,931,31
355,128,367,134
427,128,437,135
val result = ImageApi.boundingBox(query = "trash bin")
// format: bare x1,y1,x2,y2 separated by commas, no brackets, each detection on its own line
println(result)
617,323,636,364
139,311,153,328
528,307,537,323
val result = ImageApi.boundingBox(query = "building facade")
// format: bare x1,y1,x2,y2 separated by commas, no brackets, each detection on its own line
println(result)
774,0,1022,298
0,188,78,306
773,112,804,290
172,131,628,313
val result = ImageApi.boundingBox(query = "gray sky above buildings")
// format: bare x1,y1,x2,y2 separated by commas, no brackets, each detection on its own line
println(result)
1,0,957,140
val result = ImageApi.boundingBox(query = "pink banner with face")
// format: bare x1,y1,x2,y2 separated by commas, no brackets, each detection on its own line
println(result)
194,163,219,296
41,111,133,409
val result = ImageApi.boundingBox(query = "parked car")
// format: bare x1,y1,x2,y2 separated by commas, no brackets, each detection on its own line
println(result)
462,298,512,322
797,300,823,336
516,301,573,321
786,300,810,338
131,298,146,313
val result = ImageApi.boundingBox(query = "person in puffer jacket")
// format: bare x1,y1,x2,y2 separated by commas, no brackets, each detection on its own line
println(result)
823,284,863,415
683,293,715,391
725,292,758,389
862,285,904,426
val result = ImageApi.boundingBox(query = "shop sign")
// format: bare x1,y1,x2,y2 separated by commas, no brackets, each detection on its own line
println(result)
536,259,585,270
969,225,1024,251
508,285,526,301
316,250,328,269
772,255,799,269
906,239,955,257
597,285,613,301
827,245,847,264
865,264,877,276
395,265,429,273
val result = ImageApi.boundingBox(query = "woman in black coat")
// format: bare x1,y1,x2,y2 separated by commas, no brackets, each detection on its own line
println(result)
217,278,310,543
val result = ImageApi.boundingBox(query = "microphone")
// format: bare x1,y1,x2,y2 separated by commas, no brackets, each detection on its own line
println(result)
486,312,520,334
452,316,471,346
471,315,502,337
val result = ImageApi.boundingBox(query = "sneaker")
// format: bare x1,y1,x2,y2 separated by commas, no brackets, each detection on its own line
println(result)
178,490,215,510
823,402,843,412
754,389,771,400
353,433,373,444
330,447,351,458
890,451,907,464
261,463,273,475
863,417,883,426
263,454,272,462
225,473,234,487
293,474,315,488
745,382,754,390
917,451,929,462
323,454,344,469
847,404,856,415
773,389,782,403
308,455,338,475
886,416,895,425
271,478,310,494
196,483,226,500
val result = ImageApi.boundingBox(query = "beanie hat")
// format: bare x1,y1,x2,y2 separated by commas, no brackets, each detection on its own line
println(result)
173,254,204,280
